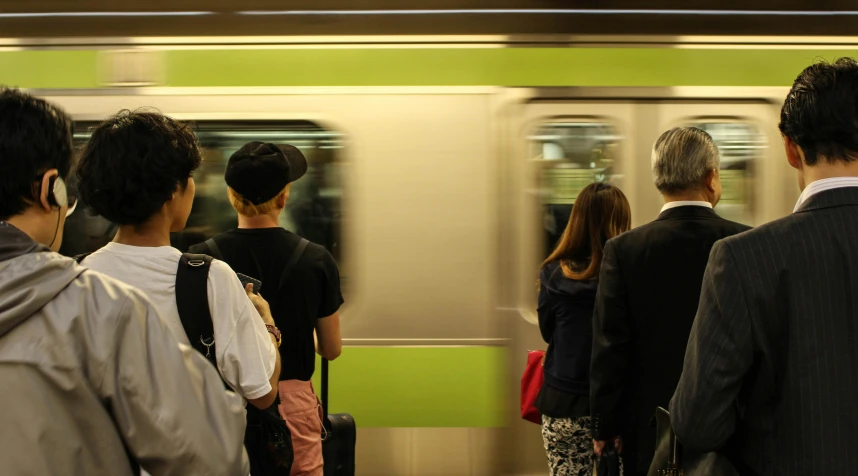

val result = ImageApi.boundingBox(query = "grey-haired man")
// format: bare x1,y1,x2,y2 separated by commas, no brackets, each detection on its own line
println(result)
590,127,750,475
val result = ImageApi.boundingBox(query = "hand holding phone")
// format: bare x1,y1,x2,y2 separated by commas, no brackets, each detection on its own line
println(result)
236,272,262,295
243,282,274,326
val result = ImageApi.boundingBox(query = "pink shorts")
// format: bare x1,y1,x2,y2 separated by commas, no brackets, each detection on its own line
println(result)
278,380,324,476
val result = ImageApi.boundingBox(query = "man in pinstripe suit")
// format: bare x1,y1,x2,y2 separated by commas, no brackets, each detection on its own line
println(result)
670,58,858,475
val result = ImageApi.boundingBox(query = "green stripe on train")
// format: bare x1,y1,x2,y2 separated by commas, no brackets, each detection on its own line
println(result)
0,50,99,88
308,346,506,428
2,48,858,88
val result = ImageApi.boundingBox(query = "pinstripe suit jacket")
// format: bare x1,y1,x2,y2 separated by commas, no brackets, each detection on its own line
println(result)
670,187,858,476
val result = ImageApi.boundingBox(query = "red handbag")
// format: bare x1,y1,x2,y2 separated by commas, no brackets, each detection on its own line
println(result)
520,349,545,424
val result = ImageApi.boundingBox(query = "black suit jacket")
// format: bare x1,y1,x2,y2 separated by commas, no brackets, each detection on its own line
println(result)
590,205,750,475
670,187,858,476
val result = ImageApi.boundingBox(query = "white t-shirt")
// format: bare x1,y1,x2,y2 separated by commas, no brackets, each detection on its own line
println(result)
84,243,276,403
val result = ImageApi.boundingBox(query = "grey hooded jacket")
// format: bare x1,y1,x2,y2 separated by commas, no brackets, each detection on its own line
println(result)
0,223,250,476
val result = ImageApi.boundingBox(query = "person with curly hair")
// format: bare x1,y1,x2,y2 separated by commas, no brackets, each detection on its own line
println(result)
75,110,283,472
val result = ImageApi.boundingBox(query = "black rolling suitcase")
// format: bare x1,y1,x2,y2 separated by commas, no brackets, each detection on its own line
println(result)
321,358,356,476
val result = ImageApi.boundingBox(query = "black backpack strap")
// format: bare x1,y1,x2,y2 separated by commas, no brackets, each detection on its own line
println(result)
277,238,309,290
73,252,92,264
175,253,217,368
203,238,223,261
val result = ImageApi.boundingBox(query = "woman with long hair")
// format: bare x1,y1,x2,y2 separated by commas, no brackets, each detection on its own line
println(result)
537,182,631,476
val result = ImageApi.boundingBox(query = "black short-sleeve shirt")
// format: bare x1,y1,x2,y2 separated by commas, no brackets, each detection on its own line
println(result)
190,227,344,381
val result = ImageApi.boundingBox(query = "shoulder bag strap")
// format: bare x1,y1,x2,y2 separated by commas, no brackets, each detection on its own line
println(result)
73,252,92,264
175,253,217,368
203,238,223,261
277,238,309,290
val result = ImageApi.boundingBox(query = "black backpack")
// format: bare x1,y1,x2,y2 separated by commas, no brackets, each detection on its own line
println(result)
201,237,309,290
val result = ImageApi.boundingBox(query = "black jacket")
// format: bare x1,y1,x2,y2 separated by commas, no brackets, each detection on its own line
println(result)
671,187,858,476
538,261,599,396
590,205,750,475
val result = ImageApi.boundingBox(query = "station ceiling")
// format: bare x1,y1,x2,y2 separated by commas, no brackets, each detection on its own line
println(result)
0,0,856,37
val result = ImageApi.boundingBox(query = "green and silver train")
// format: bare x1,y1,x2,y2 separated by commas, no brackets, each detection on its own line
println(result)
2,35,848,475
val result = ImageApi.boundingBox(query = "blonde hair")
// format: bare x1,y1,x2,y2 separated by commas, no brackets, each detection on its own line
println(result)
228,184,290,217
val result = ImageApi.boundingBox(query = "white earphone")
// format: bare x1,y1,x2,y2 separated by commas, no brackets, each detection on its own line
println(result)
48,175,77,217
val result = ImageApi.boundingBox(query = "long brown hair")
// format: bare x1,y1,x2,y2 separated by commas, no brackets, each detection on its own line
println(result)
541,182,631,281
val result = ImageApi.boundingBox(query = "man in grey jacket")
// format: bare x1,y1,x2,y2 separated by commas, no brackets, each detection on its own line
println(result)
0,87,250,475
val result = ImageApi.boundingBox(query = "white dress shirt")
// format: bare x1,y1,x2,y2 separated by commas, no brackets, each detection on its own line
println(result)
660,200,713,213
793,177,858,212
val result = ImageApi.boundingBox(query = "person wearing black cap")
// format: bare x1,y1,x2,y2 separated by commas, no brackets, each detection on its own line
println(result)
190,141,343,476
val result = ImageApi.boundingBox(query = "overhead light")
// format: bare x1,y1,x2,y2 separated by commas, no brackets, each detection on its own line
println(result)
238,9,858,17
4,9,854,18
0,11,214,18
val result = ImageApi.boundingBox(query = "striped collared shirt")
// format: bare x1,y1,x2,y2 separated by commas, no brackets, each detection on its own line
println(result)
793,177,858,212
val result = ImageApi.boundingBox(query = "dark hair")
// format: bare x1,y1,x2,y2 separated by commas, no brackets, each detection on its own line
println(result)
0,87,73,220
541,182,631,281
779,57,858,165
77,110,202,225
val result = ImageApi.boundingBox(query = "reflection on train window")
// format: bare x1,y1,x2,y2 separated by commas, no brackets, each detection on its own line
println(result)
61,121,345,268
529,121,622,258
687,121,765,226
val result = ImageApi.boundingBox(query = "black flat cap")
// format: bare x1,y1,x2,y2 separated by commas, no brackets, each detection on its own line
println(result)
224,141,308,205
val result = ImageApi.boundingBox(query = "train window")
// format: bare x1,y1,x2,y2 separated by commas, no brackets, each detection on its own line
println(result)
686,120,765,226
529,121,622,258
61,120,345,270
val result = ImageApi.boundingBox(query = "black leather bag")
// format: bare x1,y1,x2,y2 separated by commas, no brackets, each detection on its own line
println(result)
597,444,622,476
175,253,293,475
321,358,356,476
648,407,737,476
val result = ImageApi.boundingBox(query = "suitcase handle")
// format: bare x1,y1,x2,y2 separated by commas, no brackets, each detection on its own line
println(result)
321,357,329,422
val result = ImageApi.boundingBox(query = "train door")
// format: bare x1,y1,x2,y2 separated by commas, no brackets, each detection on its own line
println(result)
501,95,783,475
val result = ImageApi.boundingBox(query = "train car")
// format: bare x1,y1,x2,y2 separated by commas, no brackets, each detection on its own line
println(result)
2,34,850,475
